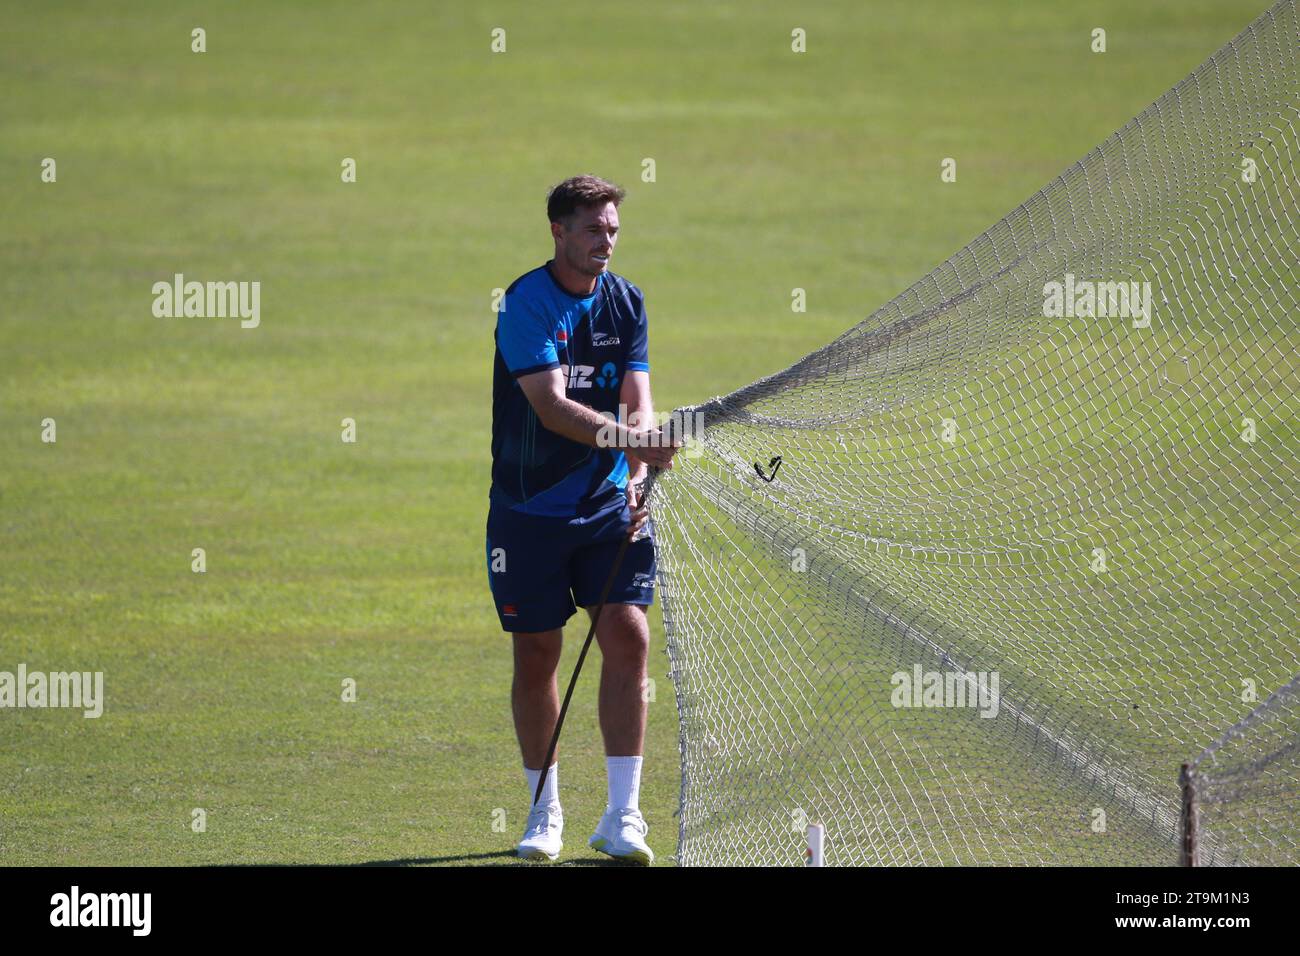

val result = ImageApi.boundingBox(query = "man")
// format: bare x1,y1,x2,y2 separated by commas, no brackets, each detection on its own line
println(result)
486,175,680,864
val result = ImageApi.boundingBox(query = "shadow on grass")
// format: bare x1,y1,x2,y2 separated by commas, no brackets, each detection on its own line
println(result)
354,852,647,867
225,851,651,867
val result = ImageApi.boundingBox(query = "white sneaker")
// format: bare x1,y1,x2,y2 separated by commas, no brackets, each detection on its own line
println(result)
516,803,563,861
588,807,654,865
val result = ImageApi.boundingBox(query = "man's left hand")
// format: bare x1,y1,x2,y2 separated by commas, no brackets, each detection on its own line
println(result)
627,479,650,541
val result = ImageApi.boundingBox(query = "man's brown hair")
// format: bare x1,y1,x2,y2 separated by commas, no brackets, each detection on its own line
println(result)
546,175,626,224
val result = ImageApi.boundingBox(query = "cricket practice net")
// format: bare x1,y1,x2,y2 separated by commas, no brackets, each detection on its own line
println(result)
646,0,1299,865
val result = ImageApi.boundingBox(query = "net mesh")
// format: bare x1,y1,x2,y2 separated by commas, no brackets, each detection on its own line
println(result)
646,0,1300,866
1185,673,1300,866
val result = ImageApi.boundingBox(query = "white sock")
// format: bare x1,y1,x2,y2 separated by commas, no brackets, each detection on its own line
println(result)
525,763,559,809
606,755,643,812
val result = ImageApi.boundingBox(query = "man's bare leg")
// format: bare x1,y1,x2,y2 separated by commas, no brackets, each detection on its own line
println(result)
512,629,563,769
585,602,654,862
588,603,649,757
511,628,565,859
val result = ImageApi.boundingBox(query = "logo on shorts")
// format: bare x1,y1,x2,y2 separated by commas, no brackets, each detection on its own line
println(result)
631,572,655,590
502,604,519,617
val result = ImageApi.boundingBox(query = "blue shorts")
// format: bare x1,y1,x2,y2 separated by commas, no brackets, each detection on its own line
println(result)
485,495,657,633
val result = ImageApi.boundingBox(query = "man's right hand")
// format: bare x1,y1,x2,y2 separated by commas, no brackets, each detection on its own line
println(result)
628,427,681,470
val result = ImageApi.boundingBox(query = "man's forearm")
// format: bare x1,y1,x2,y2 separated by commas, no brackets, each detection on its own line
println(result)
624,398,653,484
538,394,636,451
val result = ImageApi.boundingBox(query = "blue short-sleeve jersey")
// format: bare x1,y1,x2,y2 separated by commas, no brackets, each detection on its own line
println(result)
490,261,650,517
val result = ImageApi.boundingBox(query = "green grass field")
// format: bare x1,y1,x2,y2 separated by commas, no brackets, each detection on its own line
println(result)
0,0,1276,865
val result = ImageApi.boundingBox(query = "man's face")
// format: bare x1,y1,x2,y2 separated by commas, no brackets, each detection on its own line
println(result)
553,202,619,278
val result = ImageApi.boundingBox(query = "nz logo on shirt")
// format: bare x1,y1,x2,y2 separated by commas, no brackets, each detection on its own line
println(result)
563,364,595,389
592,331,621,347
564,363,617,390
